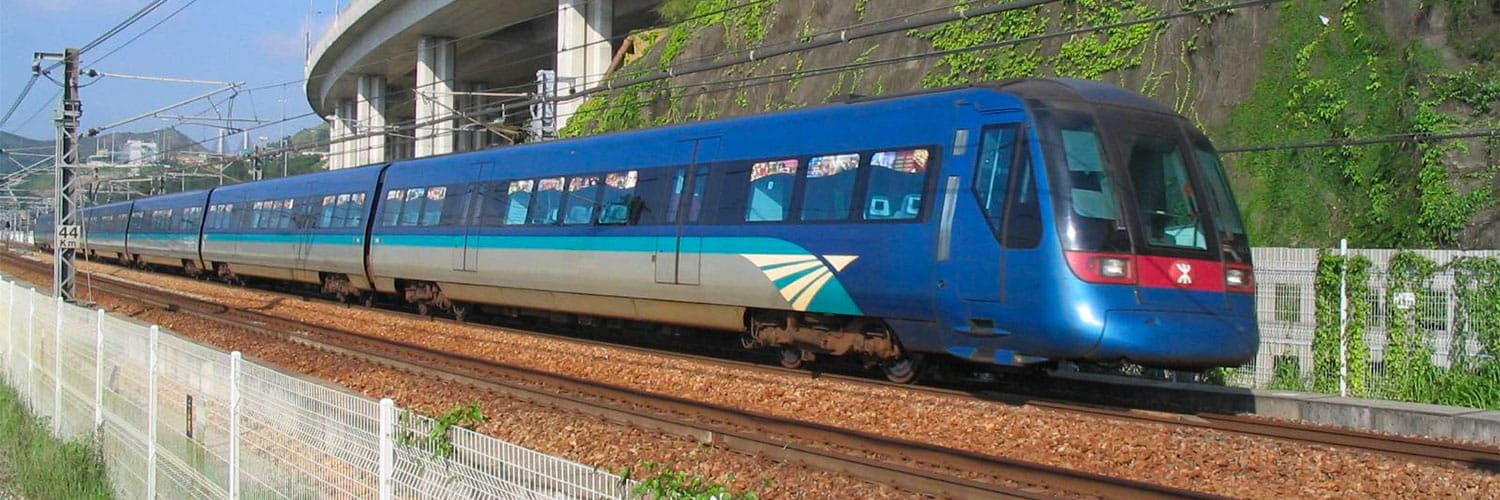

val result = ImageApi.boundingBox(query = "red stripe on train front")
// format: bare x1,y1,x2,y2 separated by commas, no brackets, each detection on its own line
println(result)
1135,256,1224,292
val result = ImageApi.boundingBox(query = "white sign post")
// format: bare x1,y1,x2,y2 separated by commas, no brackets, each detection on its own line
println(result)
56,224,80,249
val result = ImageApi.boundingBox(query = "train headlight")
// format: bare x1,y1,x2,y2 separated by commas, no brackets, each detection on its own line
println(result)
1225,266,1255,293
1100,258,1130,278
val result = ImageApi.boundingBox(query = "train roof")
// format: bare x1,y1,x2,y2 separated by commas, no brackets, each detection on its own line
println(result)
131,189,210,210
987,78,1175,115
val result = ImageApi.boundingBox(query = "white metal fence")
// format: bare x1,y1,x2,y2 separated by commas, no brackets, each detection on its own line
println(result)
0,278,634,499
1234,245,1500,393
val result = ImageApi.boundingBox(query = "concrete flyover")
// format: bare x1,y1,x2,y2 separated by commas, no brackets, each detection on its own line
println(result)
306,0,661,169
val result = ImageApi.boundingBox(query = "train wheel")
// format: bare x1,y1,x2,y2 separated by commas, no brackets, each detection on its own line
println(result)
883,355,921,384
417,303,431,317
778,347,806,369
362,294,376,308
452,303,469,322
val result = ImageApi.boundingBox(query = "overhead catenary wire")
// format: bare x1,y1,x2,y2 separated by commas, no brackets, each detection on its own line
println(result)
0,75,40,131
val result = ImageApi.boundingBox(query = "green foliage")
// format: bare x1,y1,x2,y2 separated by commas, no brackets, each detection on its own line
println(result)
1267,354,1309,392
1380,251,1440,402
396,402,488,461
1312,249,1372,397
0,383,113,499
619,461,758,499
1448,256,1500,366
1217,1,1495,248
911,0,1161,87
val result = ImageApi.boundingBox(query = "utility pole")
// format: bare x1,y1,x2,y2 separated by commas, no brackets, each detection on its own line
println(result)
36,49,81,302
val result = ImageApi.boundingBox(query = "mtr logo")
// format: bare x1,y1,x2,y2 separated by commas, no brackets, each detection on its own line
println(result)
1172,262,1194,285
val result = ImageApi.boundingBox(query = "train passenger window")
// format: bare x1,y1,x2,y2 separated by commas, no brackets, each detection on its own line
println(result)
599,171,639,225
633,168,675,226
868,149,931,221
662,169,685,224
504,180,533,225
400,188,426,226
975,127,1019,233
529,177,564,225
347,193,366,228
563,176,600,225
746,159,798,222
282,199,297,229
380,190,403,227
802,154,861,221
421,186,446,226
475,182,509,226
439,185,468,226
320,196,337,228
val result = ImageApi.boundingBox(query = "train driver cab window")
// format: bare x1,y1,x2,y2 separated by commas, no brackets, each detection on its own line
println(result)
1125,134,1207,250
529,177,565,225
868,149,930,220
802,154,860,221
746,159,799,222
563,176,600,225
504,180,534,225
599,171,639,225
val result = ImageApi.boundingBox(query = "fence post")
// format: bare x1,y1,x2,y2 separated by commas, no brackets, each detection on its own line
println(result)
53,299,62,434
1338,239,1349,398
148,325,159,499
94,309,104,428
229,351,241,500
379,397,395,500
26,289,35,409
5,281,13,383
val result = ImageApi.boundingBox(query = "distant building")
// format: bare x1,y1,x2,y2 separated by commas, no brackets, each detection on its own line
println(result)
126,140,159,165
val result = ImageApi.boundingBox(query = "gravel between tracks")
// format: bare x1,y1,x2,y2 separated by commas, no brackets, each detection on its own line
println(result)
21,254,1500,498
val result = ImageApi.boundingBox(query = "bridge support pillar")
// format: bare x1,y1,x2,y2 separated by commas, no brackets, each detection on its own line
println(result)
415,37,455,158
357,74,388,165
328,98,355,170
555,0,612,132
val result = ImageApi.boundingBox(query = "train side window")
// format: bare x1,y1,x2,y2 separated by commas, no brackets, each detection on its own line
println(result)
1005,142,1043,249
746,159,799,222
529,177,564,225
504,180,533,225
563,176,600,225
476,182,509,226
802,153,861,221
380,190,403,227
421,186,446,226
634,168,676,226
867,149,931,221
320,196,337,228
347,193,366,228
440,185,468,226
599,170,639,225
974,126,1020,236
400,188,426,226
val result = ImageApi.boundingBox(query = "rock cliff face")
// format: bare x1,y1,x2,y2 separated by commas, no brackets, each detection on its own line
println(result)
566,0,1500,249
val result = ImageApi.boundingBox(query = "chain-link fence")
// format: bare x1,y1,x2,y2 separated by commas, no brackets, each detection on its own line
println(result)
1231,245,1500,400
0,279,634,499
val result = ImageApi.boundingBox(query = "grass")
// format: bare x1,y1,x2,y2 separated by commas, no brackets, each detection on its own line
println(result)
0,382,112,499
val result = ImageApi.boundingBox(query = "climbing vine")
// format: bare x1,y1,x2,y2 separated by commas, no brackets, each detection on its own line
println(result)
1380,252,1439,402
396,402,489,462
1312,249,1372,397
618,461,759,499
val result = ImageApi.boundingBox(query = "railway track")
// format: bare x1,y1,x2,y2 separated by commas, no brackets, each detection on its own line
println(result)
3,252,1211,499
10,251,1500,483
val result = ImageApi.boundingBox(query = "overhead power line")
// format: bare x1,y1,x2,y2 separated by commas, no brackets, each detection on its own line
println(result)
0,75,40,131
80,0,172,55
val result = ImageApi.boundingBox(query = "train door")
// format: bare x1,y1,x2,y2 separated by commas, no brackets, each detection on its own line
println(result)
452,163,489,272
654,137,718,285
950,115,1029,305
295,185,317,271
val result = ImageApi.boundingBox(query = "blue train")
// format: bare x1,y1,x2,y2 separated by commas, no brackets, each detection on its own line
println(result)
59,78,1257,382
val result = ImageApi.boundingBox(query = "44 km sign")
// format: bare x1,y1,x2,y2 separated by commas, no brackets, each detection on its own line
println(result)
56,224,81,249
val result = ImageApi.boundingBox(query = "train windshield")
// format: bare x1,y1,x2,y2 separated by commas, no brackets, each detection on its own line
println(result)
1039,105,1247,261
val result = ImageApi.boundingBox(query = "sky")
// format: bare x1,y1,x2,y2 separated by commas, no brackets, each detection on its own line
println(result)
0,0,346,151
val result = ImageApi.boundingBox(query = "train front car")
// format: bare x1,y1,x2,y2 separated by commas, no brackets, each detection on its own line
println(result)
947,79,1257,371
